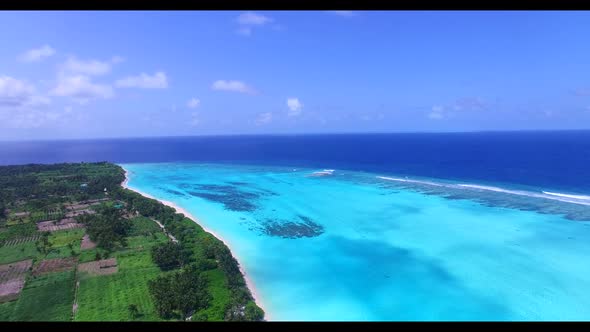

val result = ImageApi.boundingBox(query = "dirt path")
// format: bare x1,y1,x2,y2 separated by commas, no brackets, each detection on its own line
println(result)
71,272,80,321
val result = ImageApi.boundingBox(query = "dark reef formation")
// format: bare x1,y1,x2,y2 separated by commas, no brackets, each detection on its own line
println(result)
182,183,278,213
260,215,325,239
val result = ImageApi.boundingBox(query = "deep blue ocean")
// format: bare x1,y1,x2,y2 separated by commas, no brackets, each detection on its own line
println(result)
1,131,589,194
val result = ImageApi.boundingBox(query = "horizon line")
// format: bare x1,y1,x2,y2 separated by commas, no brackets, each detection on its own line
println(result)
2,128,590,143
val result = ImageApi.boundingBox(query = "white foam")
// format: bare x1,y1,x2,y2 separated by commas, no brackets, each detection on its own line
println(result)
456,184,530,196
542,191,590,201
377,176,590,206
308,169,335,177
377,176,444,187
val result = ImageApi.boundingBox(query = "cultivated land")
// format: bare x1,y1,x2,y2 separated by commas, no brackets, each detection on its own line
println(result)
0,163,263,321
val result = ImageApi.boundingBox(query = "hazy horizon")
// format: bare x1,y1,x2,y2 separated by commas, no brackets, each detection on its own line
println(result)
2,128,590,143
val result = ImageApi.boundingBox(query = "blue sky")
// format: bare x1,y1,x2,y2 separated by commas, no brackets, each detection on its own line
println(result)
1,10,590,140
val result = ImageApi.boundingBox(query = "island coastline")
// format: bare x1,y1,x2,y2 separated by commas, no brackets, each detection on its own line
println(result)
120,167,269,320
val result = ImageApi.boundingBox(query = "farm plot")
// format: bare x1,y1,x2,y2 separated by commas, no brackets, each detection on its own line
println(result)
80,234,96,250
77,258,118,276
33,257,77,276
64,210,96,218
0,235,40,247
74,247,162,321
11,270,76,321
75,268,161,321
0,242,38,265
37,218,83,232
0,260,33,303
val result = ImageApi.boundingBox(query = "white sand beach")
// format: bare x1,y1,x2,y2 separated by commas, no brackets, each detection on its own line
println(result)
120,167,269,320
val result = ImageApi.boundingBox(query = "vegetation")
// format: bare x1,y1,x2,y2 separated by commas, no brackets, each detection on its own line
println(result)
12,271,76,321
0,162,264,321
151,242,191,271
75,259,162,321
78,205,131,251
148,265,210,320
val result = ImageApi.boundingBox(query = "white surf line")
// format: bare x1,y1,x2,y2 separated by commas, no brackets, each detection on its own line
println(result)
377,176,590,206
542,191,590,200
376,176,444,187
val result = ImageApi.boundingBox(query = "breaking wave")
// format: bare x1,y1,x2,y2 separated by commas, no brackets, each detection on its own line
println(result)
377,176,590,207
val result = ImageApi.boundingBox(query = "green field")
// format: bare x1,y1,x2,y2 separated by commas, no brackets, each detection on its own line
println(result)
50,229,85,248
75,220,168,321
198,268,232,321
0,242,38,265
75,269,162,321
128,216,162,237
75,243,165,321
11,271,76,321
0,301,17,321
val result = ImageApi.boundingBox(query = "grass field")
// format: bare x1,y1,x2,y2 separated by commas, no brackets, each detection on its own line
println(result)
0,242,38,265
0,301,17,321
125,233,168,251
75,247,163,321
78,248,109,263
74,228,168,321
43,229,85,260
50,229,85,248
11,270,75,321
197,268,231,321
128,216,162,237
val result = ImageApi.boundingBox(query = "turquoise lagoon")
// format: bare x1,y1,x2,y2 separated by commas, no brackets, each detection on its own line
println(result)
121,162,590,321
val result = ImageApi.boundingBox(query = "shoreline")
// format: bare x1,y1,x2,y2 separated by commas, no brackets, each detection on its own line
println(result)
120,167,269,320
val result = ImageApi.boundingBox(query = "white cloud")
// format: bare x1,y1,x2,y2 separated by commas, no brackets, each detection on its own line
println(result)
19,45,56,62
287,97,303,116
237,12,273,25
255,112,272,125
187,98,201,109
328,11,357,17
0,76,35,107
51,75,114,103
431,105,444,113
115,71,168,89
428,105,444,120
0,109,55,129
211,80,256,94
25,95,52,108
62,57,112,76
428,112,444,120
236,12,273,36
0,76,58,129
0,76,51,108
452,97,487,111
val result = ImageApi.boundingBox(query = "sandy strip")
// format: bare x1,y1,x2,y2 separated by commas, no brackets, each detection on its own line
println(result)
121,167,269,320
